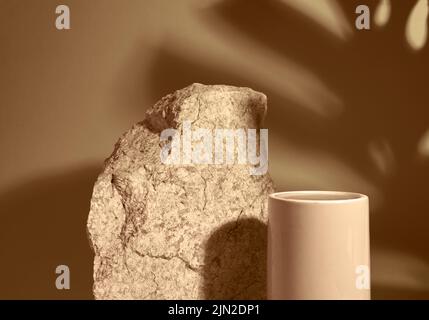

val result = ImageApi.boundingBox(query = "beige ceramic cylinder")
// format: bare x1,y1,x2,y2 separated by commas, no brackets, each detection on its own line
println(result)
268,191,370,300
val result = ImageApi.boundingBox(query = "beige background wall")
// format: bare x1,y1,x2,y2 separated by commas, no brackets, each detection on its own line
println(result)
0,0,428,299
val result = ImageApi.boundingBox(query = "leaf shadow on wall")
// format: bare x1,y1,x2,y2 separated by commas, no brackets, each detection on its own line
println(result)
0,166,98,299
148,0,429,299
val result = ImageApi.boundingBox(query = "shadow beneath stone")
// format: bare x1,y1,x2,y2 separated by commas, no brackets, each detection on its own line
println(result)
202,218,267,299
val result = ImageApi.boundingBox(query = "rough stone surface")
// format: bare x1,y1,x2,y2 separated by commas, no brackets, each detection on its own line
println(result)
87,83,274,299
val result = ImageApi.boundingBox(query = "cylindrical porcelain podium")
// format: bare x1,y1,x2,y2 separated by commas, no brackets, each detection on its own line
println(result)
268,191,370,300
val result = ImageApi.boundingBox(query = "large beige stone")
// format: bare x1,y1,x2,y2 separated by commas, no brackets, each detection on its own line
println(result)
87,83,274,299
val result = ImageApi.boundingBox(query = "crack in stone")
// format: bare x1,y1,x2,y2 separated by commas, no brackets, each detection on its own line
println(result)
132,249,199,273
151,271,160,296
201,174,208,211
191,94,202,126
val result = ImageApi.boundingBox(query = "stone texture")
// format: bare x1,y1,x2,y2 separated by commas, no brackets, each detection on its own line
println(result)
87,83,274,299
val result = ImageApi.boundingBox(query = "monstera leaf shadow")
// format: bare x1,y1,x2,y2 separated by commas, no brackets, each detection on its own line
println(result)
149,0,429,299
